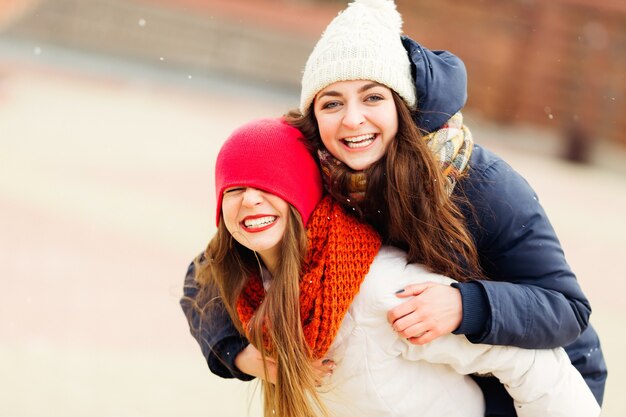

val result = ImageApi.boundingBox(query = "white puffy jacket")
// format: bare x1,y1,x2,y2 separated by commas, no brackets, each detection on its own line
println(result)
318,246,600,417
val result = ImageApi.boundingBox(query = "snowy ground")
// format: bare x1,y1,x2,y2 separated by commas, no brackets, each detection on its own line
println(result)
0,40,624,417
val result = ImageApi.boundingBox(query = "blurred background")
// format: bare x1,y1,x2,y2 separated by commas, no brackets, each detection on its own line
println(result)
0,0,624,416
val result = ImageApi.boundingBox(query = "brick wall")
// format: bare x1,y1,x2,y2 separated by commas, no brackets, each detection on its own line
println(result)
397,0,626,146
4,0,624,147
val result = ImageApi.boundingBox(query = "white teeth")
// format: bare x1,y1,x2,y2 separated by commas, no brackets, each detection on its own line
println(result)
244,216,276,228
342,133,376,148
343,133,376,143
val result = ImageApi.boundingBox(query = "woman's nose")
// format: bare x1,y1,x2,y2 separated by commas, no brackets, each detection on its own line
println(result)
241,188,264,207
342,103,366,129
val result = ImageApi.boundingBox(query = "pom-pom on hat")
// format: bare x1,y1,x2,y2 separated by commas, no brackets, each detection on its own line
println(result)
214,118,323,227
300,0,416,114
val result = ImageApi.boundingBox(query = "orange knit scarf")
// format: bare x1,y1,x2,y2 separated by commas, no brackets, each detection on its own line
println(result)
236,195,381,359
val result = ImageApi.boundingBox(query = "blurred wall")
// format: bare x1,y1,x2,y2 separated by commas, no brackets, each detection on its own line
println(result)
1,0,326,90
3,0,624,150
397,0,626,150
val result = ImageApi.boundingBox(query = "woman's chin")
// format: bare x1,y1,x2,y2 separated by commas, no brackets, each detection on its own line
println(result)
344,158,377,171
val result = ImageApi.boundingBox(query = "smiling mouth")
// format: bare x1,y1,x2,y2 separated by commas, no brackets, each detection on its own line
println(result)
242,216,277,230
341,133,377,149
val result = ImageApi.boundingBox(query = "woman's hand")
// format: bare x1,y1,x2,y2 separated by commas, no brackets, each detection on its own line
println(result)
234,344,336,384
311,358,336,385
235,344,278,382
387,282,462,345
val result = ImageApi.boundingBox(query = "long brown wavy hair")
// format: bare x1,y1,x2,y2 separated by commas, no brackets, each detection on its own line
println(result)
285,91,480,282
186,207,330,417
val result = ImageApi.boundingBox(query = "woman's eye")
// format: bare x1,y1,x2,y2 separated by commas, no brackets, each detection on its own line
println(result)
365,94,384,102
321,101,341,110
224,187,245,195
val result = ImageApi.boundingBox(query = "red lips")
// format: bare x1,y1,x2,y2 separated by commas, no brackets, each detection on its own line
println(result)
240,214,278,233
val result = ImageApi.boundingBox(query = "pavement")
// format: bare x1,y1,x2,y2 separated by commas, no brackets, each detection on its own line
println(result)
0,40,624,417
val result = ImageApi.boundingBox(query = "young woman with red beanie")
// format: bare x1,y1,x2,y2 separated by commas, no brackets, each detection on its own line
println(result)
182,117,599,417
183,1,606,416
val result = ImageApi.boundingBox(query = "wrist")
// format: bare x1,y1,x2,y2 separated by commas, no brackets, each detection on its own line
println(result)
451,281,490,338
212,337,254,381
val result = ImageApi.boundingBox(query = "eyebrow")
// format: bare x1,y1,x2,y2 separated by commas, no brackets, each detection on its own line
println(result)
317,82,383,100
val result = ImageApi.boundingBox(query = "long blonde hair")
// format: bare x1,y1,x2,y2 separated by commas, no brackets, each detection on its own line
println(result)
186,206,329,417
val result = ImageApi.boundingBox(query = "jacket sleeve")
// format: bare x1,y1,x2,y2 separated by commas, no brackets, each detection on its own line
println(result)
453,156,591,348
180,258,254,381
393,335,600,417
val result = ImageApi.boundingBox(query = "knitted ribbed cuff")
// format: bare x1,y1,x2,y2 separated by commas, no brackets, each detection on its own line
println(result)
451,281,490,339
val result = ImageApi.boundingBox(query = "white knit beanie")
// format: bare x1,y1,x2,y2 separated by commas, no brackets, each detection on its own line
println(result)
299,0,416,114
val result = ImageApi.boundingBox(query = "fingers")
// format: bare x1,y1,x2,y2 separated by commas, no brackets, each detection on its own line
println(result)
387,294,423,324
392,312,430,337
406,330,438,345
398,318,443,345
388,283,435,323
388,283,463,347
321,358,336,368
316,358,336,375
394,282,432,298
312,358,336,386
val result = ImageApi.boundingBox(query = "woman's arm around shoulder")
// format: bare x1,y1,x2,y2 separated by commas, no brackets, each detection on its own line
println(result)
454,145,591,348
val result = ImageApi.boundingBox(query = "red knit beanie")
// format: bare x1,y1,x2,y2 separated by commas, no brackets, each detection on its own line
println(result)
215,118,323,226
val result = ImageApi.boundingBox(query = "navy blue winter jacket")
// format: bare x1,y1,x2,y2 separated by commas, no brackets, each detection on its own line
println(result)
453,144,606,414
180,36,607,416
